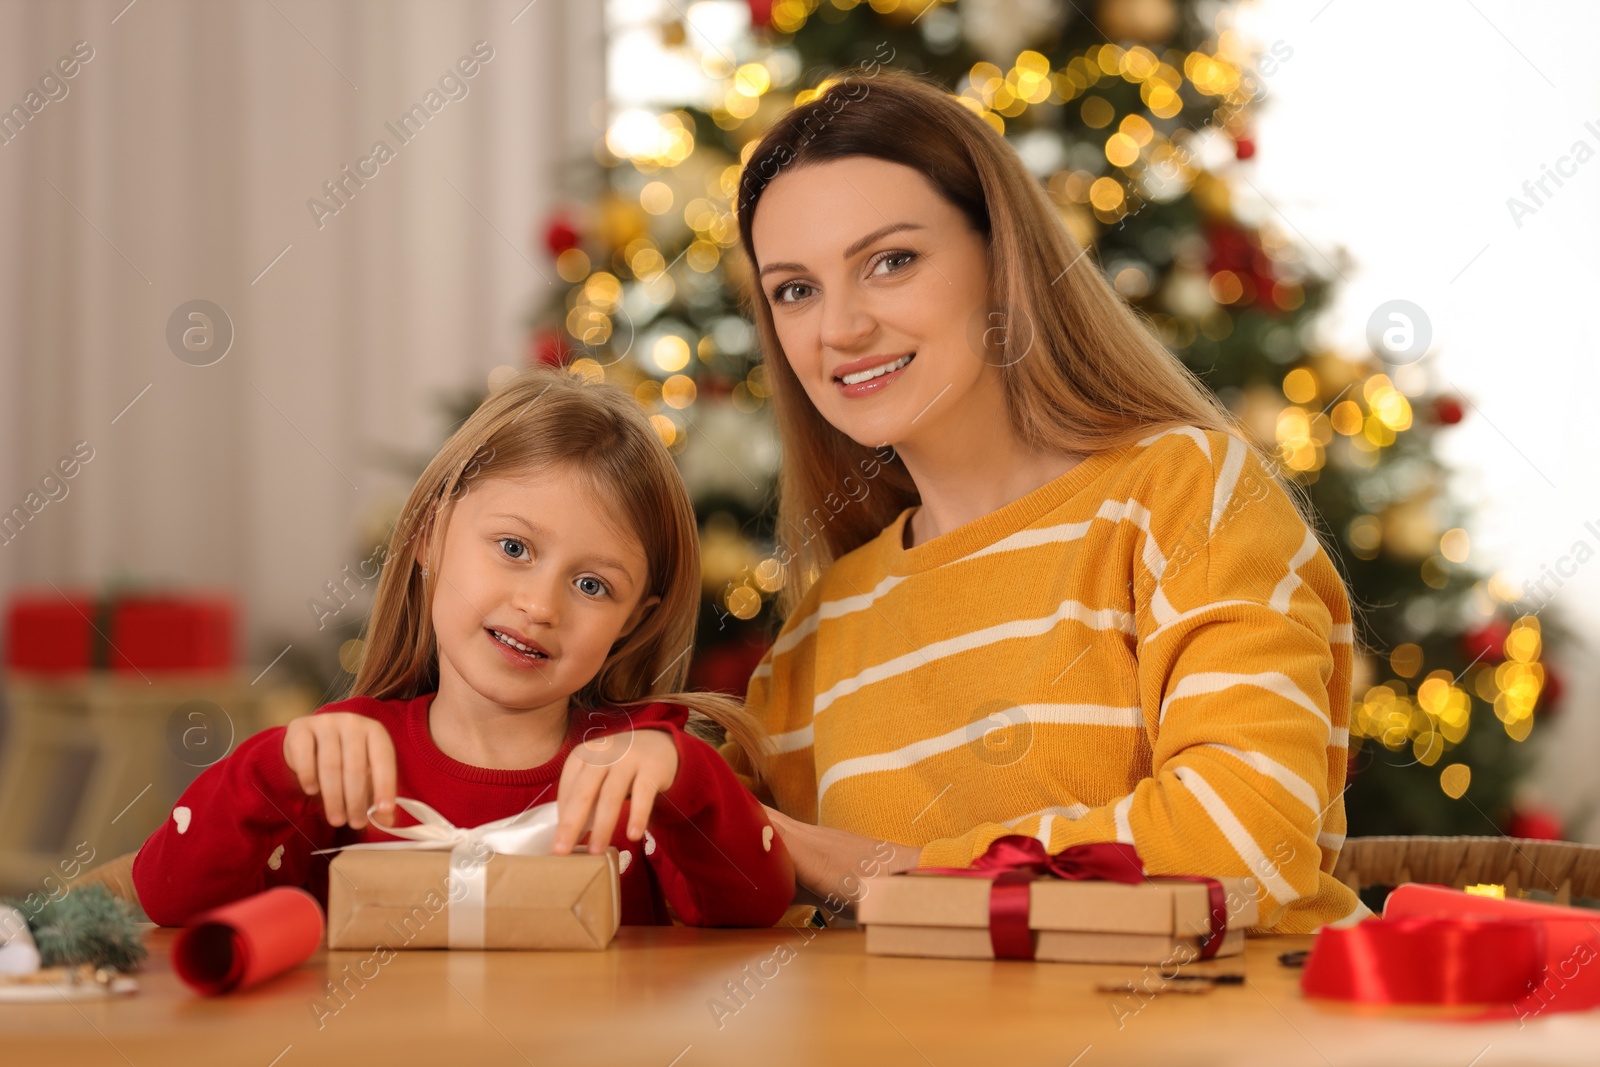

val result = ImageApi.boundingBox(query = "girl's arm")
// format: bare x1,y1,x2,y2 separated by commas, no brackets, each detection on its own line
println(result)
131,726,340,926
639,724,797,928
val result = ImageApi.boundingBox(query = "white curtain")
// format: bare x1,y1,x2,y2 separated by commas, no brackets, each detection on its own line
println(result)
0,0,603,665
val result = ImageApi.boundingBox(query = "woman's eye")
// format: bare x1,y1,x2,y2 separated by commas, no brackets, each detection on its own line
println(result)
498,538,528,560
772,281,812,304
872,250,916,275
576,576,608,597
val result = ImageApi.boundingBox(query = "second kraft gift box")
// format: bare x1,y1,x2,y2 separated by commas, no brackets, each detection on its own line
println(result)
857,838,1259,965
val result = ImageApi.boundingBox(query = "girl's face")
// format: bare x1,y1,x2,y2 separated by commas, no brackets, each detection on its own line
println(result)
751,155,997,450
428,464,659,716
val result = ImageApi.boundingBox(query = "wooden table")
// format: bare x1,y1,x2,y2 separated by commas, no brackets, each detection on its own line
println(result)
2,927,1595,1066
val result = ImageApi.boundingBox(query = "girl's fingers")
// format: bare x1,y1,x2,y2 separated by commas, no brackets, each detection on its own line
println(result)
342,721,372,830
283,724,321,796
626,779,658,841
315,726,347,826
587,771,634,855
554,759,605,855
367,728,397,827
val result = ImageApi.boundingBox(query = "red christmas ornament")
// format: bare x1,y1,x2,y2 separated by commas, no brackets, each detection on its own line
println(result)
1432,396,1465,425
1507,807,1564,841
747,0,774,29
1460,619,1511,665
1203,221,1278,311
1234,136,1256,160
544,215,581,258
530,329,572,369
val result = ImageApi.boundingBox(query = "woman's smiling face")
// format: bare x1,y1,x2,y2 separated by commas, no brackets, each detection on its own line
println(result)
751,156,997,450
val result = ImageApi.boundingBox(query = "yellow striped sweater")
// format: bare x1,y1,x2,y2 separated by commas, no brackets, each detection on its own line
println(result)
728,425,1371,933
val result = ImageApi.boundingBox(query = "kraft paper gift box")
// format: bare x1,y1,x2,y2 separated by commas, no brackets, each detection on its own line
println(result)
321,798,620,951
857,838,1259,965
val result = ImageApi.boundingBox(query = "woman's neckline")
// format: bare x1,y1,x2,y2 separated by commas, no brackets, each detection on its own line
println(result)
886,443,1134,574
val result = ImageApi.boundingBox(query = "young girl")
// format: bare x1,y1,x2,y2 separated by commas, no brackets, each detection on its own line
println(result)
133,369,794,929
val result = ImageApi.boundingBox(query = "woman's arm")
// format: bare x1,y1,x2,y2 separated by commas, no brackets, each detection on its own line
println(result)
909,435,1360,930
762,806,920,910
131,726,340,925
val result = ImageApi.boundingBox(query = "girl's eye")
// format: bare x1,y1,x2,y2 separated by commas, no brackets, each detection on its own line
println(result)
576,576,609,598
498,538,528,560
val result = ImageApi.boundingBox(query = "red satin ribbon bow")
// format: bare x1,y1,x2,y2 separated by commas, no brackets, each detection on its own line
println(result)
918,836,1229,962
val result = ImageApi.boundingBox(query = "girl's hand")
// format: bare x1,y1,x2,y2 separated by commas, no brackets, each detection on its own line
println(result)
553,728,679,855
763,805,920,906
281,713,397,830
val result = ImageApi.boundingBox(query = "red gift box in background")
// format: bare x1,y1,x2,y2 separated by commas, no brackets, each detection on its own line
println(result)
4,592,96,674
109,596,234,674
5,590,236,675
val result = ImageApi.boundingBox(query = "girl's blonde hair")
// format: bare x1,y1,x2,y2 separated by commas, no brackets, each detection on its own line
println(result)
351,368,769,769
737,68,1356,633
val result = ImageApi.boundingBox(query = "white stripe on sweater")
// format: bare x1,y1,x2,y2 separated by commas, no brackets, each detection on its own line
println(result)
1268,527,1321,613
813,601,1136,715
1112,793,1136,844
1174,766,1300,904
814,704,1144,800
1140,599,1259,645
1158,671,1331,737
1211,435,1247,535
1005,803,1093,826
1200,743,1322,813
1139,425,1212,459
1327,898,1374,928
755,573,910,678
769,724,814,754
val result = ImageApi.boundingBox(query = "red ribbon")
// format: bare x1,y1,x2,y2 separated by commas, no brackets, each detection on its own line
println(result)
917,836,1228,962
1302,915,1600,1019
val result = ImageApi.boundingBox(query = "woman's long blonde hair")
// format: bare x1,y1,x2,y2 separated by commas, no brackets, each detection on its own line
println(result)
350,368,769,768
737,68,1353,628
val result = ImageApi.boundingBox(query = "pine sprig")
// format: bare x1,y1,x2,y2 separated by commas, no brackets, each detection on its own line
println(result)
1,885,148,972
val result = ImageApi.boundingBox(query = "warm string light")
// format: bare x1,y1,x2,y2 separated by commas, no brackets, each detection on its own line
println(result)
1351,614,1547,786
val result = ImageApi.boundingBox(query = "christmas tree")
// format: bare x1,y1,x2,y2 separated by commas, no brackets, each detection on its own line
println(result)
524,0,1565,838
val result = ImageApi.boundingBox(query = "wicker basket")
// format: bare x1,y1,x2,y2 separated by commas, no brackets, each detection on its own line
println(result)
1333,836,1600,905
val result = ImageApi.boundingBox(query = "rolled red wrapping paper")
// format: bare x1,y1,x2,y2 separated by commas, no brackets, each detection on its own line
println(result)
172,887,324,995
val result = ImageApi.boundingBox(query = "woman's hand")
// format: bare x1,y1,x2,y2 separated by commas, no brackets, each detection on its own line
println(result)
282,713,397,830
553,728,680,855
762,805,920,908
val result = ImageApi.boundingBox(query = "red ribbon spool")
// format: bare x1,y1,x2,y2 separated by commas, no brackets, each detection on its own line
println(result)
1302,917,1547,1006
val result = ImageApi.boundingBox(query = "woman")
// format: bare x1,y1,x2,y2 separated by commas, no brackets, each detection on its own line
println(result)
725,69,1369,933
